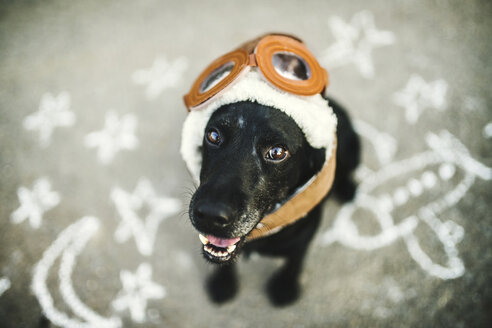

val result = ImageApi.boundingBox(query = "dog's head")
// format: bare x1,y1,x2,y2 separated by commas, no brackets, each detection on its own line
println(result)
180,34,337,264
188,101,325,263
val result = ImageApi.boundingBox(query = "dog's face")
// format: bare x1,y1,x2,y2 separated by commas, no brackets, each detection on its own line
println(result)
189,101,325,264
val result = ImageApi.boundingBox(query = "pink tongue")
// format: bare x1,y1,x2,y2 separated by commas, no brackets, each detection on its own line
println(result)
206,235,240,247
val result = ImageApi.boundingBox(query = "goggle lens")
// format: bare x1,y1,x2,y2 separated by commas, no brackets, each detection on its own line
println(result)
272,51,311,81
199,61,235,94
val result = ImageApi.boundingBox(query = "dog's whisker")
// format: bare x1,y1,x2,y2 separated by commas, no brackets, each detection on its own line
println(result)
178,186,196,201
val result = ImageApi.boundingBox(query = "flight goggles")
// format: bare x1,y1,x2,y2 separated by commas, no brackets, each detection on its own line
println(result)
183,33,329,110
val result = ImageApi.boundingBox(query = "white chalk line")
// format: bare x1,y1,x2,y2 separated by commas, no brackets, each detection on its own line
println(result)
111,178,182,256
320,10,395,79
132,56,188,100
483,122,492,139
358,150,442,194
0,277,11,297
32,216,121,328
353,119,397,165
400,171,472,279
393,75,448,124
84,111,138,165
59,225,119,326
322,194,418,250
23,92,76,147
10,177,61,229
320,129,491,279
426,130,492,180
112,263,166,323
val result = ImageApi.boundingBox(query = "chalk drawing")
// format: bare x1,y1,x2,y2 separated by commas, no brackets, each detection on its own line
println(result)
84,111,138,165
320,10,395,79
0,277,11,297
112,263,165,323
483,122,492,139
111,178,182,256
32,216,122,328
132,56,188,100
393,75,448,124
353,119,397,165
320,130,492,280
23,92,75,147
10,177,60,229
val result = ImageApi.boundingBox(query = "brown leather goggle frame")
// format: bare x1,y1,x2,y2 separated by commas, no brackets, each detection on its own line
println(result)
184,33,329,110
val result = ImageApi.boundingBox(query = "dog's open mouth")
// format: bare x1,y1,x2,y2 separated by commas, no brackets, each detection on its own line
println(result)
198,234,242,263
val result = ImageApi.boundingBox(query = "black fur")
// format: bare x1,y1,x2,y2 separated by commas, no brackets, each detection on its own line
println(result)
188,97,360,306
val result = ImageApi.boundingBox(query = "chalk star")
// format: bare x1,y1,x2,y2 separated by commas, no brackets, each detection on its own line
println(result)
23,92,75,147
0,277,11,297
84,111,138,165
483,122,492,139
132,56,188,100
320,10,395,79
111,178,181,256
393,75,448,124
112,263,165,323
10,178,60,229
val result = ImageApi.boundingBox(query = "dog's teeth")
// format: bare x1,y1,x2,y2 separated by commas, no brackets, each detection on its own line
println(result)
199,234,209,245
204,244,230,258
227,244,236,253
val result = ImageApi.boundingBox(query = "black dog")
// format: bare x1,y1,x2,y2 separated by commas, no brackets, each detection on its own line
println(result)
188,97,360,306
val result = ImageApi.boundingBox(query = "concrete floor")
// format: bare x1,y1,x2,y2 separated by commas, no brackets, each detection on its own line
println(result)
0,0,491,327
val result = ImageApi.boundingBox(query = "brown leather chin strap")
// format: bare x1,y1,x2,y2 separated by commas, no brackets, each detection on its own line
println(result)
246,136,337,241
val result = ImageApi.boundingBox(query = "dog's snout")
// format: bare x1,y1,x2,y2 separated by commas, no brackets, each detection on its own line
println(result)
194,202,233,228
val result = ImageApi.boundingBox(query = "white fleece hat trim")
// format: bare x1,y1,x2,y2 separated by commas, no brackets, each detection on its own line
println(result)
181,69,337,183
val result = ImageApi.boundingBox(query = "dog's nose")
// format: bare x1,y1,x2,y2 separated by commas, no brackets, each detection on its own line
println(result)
194,202,233,227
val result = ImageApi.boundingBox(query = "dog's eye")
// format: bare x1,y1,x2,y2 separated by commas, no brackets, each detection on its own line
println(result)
266,145,289,162
206,128,222,146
